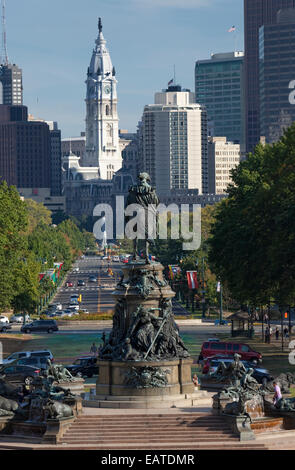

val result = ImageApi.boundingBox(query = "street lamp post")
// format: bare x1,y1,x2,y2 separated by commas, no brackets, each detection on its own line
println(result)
201,258,206,319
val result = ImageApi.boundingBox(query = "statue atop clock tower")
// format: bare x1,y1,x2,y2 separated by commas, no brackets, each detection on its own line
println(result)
84,18,122,179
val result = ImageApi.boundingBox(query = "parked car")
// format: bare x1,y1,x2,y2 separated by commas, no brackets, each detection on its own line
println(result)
243,361,273,386
199,340,262,363
0,323,12,333
202,356,273,386
112,256,120,262
77,280,86,287
65,281,73,288
66,356,99,378
14,356,49,371
202,356,233,374
3,349,53,365
9,314,31,324
80,309,89,314
0,315,9,324
0,364,41,386
21,320,58,334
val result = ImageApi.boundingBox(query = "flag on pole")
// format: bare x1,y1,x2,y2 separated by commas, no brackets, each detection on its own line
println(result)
187,271,199,290
169,265,181,280
228,26,236,33
168,78,174,86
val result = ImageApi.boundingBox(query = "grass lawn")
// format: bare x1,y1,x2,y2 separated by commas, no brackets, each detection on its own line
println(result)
22,333,105,364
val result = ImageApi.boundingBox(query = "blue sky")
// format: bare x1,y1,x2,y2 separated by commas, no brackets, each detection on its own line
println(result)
6,0,243,137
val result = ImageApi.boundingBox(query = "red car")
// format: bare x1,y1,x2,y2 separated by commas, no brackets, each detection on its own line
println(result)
200,340,262,363
66,281,73,287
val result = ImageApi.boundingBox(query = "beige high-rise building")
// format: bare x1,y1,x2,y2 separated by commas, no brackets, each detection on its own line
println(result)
141,84,207,196
208,137,240,194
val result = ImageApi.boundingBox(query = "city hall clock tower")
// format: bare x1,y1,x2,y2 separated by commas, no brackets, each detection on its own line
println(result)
84,18,122,179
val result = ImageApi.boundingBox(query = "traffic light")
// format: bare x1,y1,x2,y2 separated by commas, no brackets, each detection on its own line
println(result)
285,312,288,319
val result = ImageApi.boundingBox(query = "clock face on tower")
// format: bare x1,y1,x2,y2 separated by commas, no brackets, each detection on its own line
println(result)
104,84,111,94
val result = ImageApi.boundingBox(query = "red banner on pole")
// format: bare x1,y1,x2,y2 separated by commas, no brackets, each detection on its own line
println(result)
187,271,198,289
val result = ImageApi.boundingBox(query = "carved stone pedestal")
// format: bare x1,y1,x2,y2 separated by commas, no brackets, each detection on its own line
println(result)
92,358,194,408
84,357,207,408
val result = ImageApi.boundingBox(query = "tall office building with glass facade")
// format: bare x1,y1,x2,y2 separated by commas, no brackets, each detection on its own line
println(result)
195,52,244,146
259,8,295,143
244,0,295,153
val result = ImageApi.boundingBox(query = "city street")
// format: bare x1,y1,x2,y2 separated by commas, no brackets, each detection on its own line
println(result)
52,256,123,314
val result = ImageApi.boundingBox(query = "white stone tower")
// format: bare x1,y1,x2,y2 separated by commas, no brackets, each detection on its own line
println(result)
84,18,122,180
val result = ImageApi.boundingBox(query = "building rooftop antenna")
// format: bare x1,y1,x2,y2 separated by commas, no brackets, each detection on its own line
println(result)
1,0,8,65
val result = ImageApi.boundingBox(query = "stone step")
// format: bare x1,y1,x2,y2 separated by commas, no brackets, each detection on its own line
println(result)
76,415,221,421
64,425,231,432
64,428,233,439
61,434,238,444
54,442,267,450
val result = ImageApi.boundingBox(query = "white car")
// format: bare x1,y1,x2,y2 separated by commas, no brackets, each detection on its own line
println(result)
9,315,30,323
73,267,79,273
0,315,9,324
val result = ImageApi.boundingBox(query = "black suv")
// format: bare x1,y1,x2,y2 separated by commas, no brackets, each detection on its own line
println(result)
21,320,58,334
66,356,99,378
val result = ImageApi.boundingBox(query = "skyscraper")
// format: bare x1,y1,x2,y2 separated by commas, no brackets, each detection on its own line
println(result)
259,8,295,143
141,85,207,196
195,52,244,146
0,63,23,105
84,18,122,179
0,105,51,189
244,0,295,153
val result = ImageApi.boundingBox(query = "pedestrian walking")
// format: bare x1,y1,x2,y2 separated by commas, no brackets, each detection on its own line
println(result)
275,327,279,340
273,381,282,407
283,327,289,339
90,342,98,356
269,327,273,342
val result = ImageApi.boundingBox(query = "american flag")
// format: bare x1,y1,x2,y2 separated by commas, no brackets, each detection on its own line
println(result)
228,26,236,33
168,78,174,86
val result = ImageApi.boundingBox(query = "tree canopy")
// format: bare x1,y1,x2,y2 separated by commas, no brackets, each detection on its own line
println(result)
209,124,295,307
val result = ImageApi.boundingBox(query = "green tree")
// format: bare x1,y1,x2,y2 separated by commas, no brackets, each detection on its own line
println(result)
209,124,295,306
0,182,28,310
